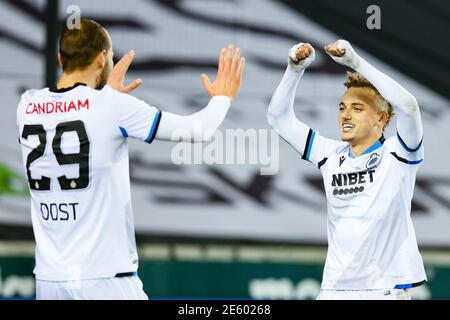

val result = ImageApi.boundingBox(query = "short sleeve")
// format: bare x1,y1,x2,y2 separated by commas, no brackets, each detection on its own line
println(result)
301,128,345,169
107,86,161,143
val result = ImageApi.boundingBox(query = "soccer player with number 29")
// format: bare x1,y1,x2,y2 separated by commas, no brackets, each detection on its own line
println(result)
17,19,244,300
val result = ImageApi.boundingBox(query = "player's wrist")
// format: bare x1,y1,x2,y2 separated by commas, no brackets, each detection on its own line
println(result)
285,65,305,80
287,61,308,73
351,54,366,72
210,95,232,104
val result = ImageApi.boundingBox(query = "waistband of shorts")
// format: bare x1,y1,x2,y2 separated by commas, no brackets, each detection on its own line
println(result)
33,271,138,280
320,279,427,292
394,280,427,289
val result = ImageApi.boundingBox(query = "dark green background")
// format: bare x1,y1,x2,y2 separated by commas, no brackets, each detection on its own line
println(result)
1,256,449,299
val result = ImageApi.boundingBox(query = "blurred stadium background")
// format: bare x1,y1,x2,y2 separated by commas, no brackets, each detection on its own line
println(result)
0,0,449,299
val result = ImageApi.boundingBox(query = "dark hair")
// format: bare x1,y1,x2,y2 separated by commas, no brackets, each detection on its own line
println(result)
59,19,110,73
344,72,395,129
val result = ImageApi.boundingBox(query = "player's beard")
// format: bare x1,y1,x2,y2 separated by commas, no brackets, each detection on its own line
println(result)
96,65,110,90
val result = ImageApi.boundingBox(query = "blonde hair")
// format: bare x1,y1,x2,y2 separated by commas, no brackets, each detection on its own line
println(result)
344,72,395,130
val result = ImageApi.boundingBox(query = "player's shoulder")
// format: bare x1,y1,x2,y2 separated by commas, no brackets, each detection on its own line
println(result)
382,134,424,166
336,141,350,152
383,134,423,152
383,135,398,149
327,138,349,156
20,87,49,101
312,130,348,149
314,133,348,163
17,88,50,115
314,131,348,154
100,85,147,105
100,85,133,99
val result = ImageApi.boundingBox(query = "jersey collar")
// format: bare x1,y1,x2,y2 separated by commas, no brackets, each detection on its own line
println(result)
348,135,385,159
50,82,87,93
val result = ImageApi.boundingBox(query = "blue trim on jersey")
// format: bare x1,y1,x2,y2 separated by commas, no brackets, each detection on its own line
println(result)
397,132,423,153
362,140,383,155
145,110,161,143
390,152,423,165
394,283,413,289
348,139,383,159
305,130,316,161
406,159,423,165
119,126,129,138
348,149,354,159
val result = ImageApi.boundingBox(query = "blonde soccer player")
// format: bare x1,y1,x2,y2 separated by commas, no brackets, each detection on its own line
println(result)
267,40,426,300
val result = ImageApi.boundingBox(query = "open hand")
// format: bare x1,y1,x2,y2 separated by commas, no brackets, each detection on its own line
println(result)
107,50,143,93
201,44,246,101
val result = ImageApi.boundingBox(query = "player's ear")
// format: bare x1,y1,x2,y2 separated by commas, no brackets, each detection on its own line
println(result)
96,50,107,69
378,110,388,128
57,52,63,69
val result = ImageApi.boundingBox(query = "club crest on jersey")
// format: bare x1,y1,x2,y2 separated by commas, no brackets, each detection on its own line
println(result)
366,153,380,170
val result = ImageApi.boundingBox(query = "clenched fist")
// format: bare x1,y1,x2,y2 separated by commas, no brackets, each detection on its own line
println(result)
324,40,360,70
288,43,315,72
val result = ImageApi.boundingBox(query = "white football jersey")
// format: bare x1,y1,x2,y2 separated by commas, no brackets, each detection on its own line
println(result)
17,83,161,281
301,128,427,290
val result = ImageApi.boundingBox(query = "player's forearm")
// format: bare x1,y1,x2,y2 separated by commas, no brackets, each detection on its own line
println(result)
267,66,302,129
356,57,419,115
155,96,231,142
355,57,423,148
267,66,311,153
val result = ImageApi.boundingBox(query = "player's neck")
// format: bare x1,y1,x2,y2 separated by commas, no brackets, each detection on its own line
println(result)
350,134,383,158
57,70,98,90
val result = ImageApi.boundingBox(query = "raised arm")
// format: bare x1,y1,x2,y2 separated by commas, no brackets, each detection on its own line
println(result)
267,43,316,154
324,40,423,150
107,45,245,143
155,96,231,142
155,45,245,142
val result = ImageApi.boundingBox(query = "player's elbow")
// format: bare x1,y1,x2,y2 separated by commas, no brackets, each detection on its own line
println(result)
267,100,280,127
266,108,282,130
192,128,218,143
266,111,275,128
267,112,293,139
402,95,420,116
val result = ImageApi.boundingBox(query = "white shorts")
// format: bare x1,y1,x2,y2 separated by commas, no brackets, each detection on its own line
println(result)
36,276,148,300
316,289,411,300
